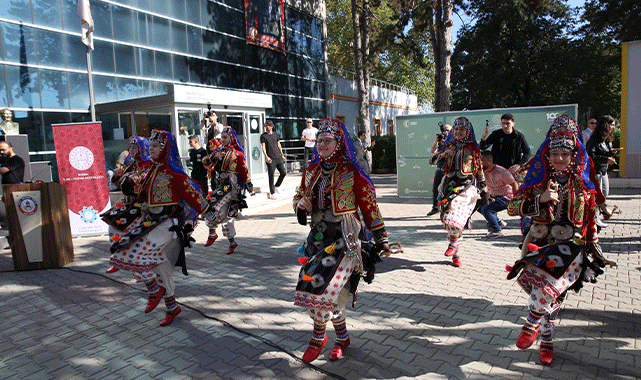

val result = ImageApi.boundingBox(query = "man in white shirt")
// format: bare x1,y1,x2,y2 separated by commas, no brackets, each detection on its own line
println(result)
583,118,597,145
200,111,223,154
301,118,318,163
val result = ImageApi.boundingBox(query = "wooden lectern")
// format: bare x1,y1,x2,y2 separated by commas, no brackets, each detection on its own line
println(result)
3,182,74,271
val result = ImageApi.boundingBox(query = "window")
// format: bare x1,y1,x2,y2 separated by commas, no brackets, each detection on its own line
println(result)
335,115,346,125
387,119,394,135
112,5,135,43
374,118,382,136
39,69,69,109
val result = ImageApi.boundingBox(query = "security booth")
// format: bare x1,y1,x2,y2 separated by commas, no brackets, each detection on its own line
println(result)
95,84,272,182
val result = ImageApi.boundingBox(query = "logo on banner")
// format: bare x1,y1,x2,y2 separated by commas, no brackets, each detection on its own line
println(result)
69,146,95,171
18,196,38,215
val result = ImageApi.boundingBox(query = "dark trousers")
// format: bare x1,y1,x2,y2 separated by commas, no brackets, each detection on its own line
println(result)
304,147,314,163
267,158,286,194
479,196,510,231
193,176,208,195
432,169,444,209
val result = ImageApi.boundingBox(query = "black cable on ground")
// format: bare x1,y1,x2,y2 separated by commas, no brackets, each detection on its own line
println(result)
62,267,347,380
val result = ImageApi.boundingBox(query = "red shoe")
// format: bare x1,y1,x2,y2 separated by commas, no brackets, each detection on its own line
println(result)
226,242,238,254
144,286,165,313
204,234,218,247
159,305,181,326
444,245,458,257
106,266,120,273
328,338,350,361
302,335,327,363
452,256,462,267
516,325,540,349
539,345,553,365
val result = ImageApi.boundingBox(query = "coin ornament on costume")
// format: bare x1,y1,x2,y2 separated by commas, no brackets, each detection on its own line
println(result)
68,146,95,171
17,196,38,216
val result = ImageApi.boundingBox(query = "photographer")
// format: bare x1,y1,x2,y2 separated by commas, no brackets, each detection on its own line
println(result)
427,122,451,216
199,106,223,155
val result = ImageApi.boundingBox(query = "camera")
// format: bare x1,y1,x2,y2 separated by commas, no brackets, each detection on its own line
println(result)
436,122,447,142
204,102,213,118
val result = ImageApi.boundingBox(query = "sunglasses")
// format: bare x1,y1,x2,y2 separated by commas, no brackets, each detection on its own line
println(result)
317,137,337,145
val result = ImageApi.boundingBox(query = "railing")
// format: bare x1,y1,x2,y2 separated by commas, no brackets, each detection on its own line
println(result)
328,66,416,96
281,139,307,172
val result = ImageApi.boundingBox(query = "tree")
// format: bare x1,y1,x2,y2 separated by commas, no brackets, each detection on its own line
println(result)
326,0,434,110
449,0,620,123
581,0,641,43
351,0,371,139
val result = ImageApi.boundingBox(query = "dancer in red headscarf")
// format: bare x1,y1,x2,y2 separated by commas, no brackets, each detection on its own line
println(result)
506,115,616,365
102,136,154,274
108,130,210,326
293,118,392,363
431,117,487,267
203,126,253,253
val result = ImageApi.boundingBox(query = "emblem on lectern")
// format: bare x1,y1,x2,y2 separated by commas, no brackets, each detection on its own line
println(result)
17,196,39,216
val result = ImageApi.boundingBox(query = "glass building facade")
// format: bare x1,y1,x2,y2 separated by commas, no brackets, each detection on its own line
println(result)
0,0,326,178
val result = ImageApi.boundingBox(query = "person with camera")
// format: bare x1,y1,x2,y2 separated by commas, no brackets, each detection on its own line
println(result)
480,113,531,175
427,123,452,216
200,109,223,155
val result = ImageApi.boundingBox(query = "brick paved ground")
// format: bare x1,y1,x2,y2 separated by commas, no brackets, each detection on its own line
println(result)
0,174,639,380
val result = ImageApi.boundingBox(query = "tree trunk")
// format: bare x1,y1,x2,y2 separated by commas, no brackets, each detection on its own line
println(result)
429,0,453,112
352,0,372,166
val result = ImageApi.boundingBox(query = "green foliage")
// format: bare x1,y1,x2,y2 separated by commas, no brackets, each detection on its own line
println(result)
370,135,396,173
582,0,641,43
450,0,621,125
326,0,434,109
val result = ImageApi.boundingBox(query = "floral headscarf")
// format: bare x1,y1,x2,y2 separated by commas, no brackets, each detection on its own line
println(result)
218,126,245,155
308,118,375,193
124,136,151,165
149,129,200,223
520,115,594,191
441,116,480,148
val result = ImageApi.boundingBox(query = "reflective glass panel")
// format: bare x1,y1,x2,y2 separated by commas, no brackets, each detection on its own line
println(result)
93,75,118,104
2,22,36,64
14,110,44,150
134,0,151,9
136,47,155,78
2,0,32,23
152,0,169,16
68,72,90,110
92,1,113,39
152,16,170,49
187,58,203,84
170,0,185,19
65,34,88,70
71,112,92,122
5,65,41,108
61,0,78,31
173,54,188,82
33,0,62,29
186,0,201,26
35,29,65,67
39,69,69,109
171,22,188,54
43,112,70,150
92,40,115,73
114,43,136,76
117,77,139,101
112,5,135,43
187,25,203,56
0,66,6,105
155,51,172,80
137,79,156,97
135,12,152,45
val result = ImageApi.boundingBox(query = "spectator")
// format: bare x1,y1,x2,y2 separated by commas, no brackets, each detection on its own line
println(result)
427,123,452,216
586,115,619,228
0,141,25,229
479,150,518,238
480,113,531,175
188,135,209,195
583,118,597,146
301,118,318,164
260,120,286,199
355,131,375,174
